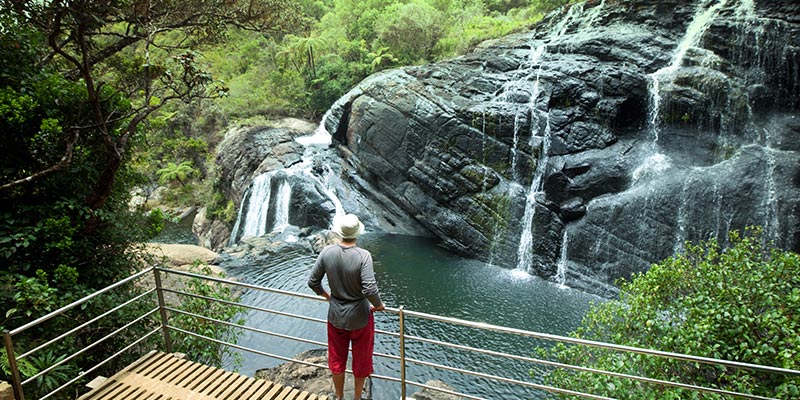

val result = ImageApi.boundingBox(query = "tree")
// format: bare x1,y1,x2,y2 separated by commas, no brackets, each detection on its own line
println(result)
376,1,446,64
157,161,198,186
278,33,329,78
0,1,305,392
537,227,800,399
0,0,305,227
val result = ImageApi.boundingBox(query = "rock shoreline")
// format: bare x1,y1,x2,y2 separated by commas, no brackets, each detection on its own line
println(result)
255,349,463,400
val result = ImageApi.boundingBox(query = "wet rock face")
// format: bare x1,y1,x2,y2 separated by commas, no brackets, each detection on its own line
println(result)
323,0,800,296
195,121,311,250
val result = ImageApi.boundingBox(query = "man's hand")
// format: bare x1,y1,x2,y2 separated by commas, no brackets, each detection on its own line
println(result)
371,303,386,312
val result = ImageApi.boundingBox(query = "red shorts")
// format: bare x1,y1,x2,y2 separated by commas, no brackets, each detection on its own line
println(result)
327,313,375,378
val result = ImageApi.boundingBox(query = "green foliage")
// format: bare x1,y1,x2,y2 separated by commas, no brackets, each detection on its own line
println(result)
376,1,446,64
25,350,79,400
537,227,800,399
1,0,302,393
199,0,573,118
0,349,37,380
170,264,246,369
205,188,238,224
157,161,199,186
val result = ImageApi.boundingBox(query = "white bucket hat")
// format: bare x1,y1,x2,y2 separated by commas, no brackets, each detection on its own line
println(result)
332,213,365,239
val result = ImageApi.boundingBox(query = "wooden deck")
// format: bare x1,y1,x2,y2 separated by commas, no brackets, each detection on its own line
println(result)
78,351,329,400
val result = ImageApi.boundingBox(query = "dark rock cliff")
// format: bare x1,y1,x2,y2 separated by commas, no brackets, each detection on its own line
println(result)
322,0,800,295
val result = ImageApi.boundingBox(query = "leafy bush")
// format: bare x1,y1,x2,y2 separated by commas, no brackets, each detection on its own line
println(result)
170,264,246,369
536,227,800,399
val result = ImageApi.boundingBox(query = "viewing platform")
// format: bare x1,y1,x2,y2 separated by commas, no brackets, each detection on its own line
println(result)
78,351,328,400
4,266,799,400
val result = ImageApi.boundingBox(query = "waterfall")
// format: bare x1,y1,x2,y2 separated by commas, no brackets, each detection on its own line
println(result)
554,230,569,288
515,113,552,272
233,172,275,243
672,170,696,254
228,114,348,245
763,147,778,243
272,180,292,232
646,0,730,151
508,1,606,274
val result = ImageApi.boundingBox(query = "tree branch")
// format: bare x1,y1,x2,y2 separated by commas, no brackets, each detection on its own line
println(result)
0,130,80,193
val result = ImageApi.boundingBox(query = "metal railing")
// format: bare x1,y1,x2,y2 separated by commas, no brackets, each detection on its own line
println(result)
3,265,799,400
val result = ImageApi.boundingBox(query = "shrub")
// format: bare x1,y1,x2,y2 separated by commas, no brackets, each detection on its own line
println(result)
537,227,800,399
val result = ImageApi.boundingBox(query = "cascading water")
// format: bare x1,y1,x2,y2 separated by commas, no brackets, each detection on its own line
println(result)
554,230,569,288
230,172,274,244
632,0,730,254
644,0,729,159
229,116,347,245
272,180,292,232
510,2,605,275
515,114,551,273
632,0,792,250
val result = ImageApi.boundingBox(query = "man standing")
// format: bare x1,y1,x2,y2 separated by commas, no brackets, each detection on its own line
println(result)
308,213,385,400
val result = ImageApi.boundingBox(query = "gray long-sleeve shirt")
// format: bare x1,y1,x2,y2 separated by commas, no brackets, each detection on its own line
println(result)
308,243,383,330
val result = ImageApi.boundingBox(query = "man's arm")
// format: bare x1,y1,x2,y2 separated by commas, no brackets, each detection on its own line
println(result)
308,253,329,300
360,252,385,310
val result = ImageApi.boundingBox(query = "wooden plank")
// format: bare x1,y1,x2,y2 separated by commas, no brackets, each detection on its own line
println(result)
162,359,196,384
180,362,216,389
122,386,150,400
85,375,107,390
79,352,328,400
274,386,295,400
234,379,271,400
202,370,239,396
287,388,303,400
248,380,277,400
191,367,228,392
216,373,253,399
104,382,138,400
262,382,285,400
148,355,183,381
130,351,167,374
78,380,123,400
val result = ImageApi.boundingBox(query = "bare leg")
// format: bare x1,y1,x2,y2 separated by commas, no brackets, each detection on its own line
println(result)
353,376,366,400
332,372,345,399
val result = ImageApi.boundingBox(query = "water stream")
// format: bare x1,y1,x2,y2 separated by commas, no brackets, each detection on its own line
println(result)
507,2,606,275
224,234,599,400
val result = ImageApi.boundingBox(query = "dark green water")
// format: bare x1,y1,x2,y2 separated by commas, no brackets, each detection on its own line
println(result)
222,234,601,399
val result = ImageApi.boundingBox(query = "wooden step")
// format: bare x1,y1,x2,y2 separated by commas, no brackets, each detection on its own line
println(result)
78,351,328,400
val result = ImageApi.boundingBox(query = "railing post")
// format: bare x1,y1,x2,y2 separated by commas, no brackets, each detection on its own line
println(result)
153,267,173,353
3,331,25,400
398,306,406,400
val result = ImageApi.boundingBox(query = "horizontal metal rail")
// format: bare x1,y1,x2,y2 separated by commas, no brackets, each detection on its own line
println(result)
6,265,799,400
22,307,160,385
8,267,154,337
19,288,156,360
399,308,800,377
161,286,327,325
163,299,399,362
400,331,776,400
407,356,614,400
155,266,321,302
165,325,456,399
39,327,162,400
155,266,798,400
